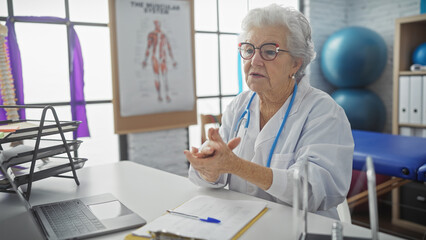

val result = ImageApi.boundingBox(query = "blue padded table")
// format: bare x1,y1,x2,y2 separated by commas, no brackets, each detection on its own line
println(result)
352,130,426,182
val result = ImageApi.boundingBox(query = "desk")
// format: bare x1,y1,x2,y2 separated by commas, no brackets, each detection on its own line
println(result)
0,161,401,240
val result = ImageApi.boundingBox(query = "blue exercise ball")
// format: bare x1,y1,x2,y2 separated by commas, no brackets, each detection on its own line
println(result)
332,89,386,132
321,27,387,88
412,42,426,65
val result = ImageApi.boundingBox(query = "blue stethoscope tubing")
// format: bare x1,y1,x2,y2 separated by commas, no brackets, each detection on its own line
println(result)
234,81,298,168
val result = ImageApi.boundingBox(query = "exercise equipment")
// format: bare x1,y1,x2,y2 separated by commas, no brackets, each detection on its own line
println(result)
412,42,426,65
321,26,387,88
332,89,386,132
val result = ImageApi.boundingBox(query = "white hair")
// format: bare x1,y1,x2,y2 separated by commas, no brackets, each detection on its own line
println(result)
239,4,316,80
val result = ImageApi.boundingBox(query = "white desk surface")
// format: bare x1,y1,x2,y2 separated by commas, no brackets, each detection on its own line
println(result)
0,161,401,240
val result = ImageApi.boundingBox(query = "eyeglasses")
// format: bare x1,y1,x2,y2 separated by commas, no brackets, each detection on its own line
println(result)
238,42,290,61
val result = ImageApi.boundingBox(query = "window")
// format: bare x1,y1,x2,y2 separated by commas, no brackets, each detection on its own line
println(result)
0,0,117,167
189,0,300,148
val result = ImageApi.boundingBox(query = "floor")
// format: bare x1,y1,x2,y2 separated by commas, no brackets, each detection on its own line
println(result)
350,193,426,240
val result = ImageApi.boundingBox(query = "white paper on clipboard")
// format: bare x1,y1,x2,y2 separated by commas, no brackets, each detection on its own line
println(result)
132,195,267,240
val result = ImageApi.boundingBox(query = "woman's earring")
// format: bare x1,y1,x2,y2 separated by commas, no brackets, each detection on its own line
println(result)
291,74,296,80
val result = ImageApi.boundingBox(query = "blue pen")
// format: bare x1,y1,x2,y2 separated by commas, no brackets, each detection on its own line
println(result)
166,210,221,224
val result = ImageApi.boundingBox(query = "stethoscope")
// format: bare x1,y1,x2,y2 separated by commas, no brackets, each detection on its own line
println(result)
233,81,298,168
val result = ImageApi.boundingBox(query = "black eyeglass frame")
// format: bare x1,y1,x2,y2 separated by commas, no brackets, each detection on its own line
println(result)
238,42,291,61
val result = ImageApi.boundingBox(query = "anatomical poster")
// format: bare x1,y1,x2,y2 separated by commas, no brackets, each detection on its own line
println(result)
114,0,195,116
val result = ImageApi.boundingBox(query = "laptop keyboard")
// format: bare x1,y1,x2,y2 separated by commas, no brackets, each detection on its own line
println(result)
40,199,106,238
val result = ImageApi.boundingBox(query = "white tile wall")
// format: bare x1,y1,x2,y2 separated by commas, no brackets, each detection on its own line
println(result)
128,128,189,176
304,0,348,94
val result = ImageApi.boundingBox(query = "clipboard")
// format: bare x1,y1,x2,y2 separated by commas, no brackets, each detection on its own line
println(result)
124,196,268,240
125,208,268,240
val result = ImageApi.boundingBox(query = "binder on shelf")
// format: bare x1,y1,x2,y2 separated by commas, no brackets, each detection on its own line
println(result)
414,128,425,138
409,75,423,124
399,127,426,138
399,76,410,124
423,75,426,125
399,127,413,136
0,105,86,200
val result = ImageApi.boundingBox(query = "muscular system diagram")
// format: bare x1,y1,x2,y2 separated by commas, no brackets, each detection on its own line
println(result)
142,20,177,102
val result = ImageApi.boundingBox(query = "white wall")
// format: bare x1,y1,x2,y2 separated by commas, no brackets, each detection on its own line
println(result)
128,128,189,176
306,0,420,133
304,0,348,94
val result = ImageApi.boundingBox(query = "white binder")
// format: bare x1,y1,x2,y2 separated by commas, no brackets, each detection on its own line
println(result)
423,75,426,125
399,127,413,136
400,127,426,137
414,128,425,137
399,76,410,124
409,75,422,124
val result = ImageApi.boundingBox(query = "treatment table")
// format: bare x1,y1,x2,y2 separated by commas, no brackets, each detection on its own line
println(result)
348,130,426,208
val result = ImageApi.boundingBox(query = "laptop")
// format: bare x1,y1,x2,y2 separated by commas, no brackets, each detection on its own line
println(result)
293,156,379,240
16,188,146,240
0,145,146,239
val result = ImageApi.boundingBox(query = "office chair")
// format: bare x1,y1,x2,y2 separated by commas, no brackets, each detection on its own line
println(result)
337,198,351,224
200,114,222,143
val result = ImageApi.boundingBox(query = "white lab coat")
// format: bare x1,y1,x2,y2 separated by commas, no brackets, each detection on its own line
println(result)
189,79,354,219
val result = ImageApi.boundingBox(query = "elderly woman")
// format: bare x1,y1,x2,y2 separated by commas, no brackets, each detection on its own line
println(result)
184,4,354,220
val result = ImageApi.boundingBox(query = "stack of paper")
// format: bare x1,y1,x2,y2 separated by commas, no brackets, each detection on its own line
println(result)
0,124,20,139
0,125,20,132
131,195,268,240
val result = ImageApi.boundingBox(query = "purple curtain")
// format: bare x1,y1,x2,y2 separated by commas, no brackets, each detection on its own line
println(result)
1,17,90,138
69,26,90,139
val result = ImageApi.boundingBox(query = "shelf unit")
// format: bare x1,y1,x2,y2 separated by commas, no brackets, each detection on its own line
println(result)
392,14,426,134
0,105,87,200
391,14,426,233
